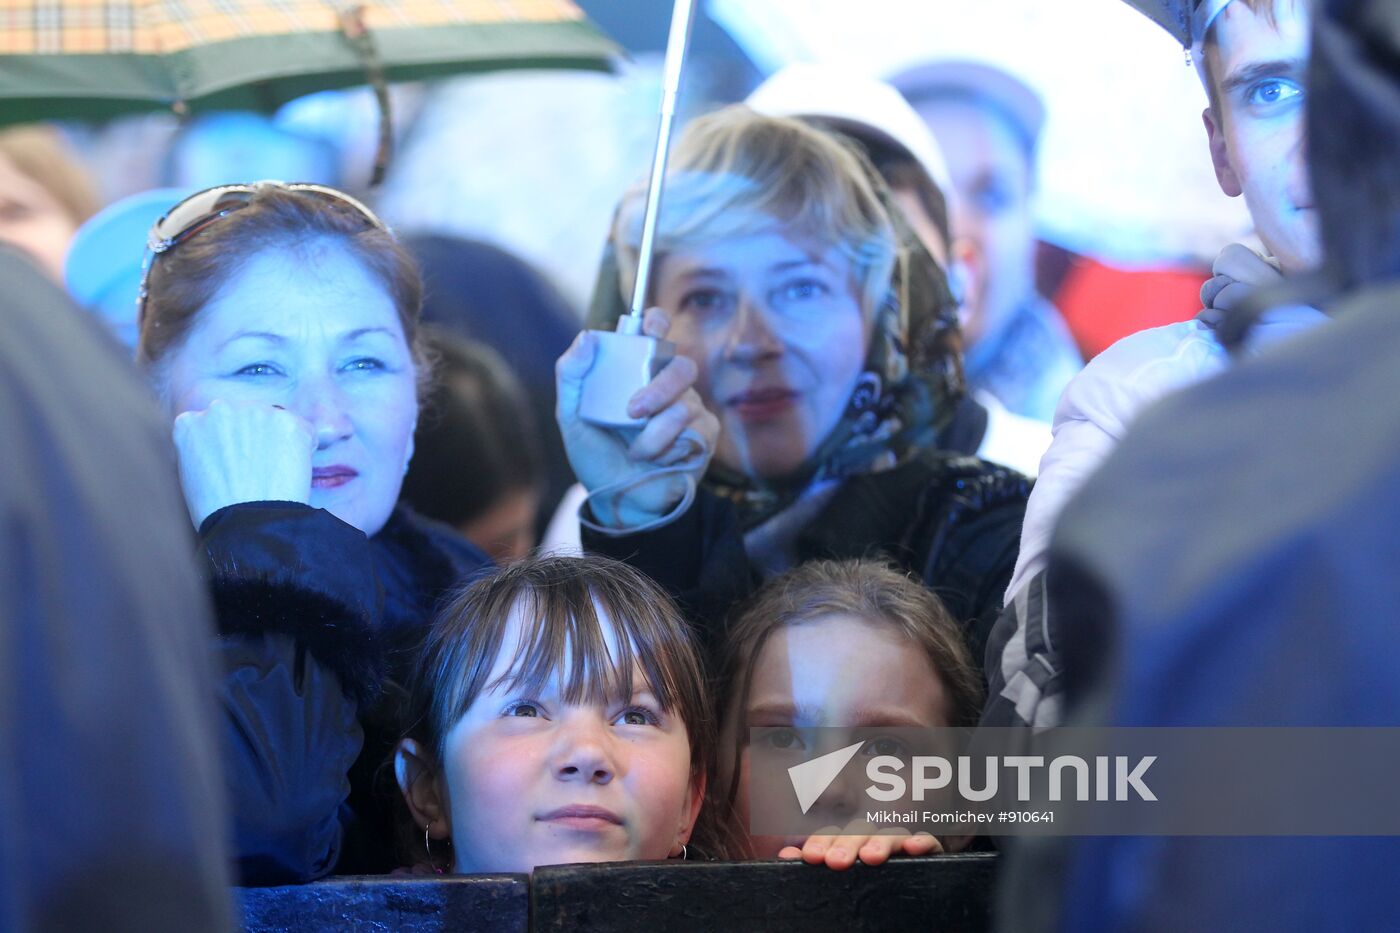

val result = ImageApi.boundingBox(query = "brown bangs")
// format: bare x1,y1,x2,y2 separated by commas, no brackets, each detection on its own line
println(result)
1204,0,1286,49
482,571,690,715
410,556,710,774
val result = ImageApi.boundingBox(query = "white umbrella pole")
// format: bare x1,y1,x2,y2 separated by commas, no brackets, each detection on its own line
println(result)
626,0,697,322
577,0,696,429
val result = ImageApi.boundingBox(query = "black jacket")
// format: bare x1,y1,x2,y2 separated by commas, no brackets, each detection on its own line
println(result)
202,501,490,885
585,451,1030,673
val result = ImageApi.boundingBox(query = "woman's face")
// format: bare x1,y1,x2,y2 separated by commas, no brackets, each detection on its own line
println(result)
161,244,418,537
722,614,949,857
436,602,703,873
0,152,78,284
654,232,871,480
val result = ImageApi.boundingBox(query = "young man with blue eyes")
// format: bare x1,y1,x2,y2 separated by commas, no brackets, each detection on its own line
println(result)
1200,0,1317,275
984,0,1324,731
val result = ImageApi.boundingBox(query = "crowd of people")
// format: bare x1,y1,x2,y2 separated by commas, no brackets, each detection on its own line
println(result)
3,0,1397,928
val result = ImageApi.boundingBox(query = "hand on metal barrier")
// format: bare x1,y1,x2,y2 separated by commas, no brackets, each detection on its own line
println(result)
778,819,944,870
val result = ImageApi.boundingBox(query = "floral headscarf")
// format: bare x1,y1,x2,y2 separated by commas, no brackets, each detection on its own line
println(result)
586,166,965,530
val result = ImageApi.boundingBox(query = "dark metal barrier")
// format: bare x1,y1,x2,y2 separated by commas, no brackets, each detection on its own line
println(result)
238,853,997,932
238,874,530,932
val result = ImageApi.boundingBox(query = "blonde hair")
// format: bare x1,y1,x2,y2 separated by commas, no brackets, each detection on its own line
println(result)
0,125,100,227
612,105,899,321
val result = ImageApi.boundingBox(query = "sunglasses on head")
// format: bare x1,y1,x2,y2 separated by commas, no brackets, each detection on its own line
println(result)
137,181,390,322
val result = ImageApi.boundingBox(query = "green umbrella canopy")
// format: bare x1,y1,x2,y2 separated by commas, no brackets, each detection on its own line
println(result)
0,0,618,125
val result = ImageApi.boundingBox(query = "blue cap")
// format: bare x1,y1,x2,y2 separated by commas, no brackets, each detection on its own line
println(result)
64,187,189,351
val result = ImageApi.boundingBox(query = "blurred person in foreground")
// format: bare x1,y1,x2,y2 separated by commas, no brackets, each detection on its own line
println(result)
0,245,231,931
999,0,1400,928
0,124,100,284
890,61,1083,424
557,107,1029,671
983,0,1327,731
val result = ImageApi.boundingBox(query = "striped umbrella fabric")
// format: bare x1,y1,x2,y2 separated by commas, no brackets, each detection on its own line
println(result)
0,0,616,124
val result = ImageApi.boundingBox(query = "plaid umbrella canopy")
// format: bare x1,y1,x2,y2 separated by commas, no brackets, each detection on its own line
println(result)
0,0,617,125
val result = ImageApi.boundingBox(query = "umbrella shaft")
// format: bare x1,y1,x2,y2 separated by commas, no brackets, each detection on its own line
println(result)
630,0,697,318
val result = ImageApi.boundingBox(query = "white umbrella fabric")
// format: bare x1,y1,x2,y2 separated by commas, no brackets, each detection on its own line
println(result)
708,0,1255,265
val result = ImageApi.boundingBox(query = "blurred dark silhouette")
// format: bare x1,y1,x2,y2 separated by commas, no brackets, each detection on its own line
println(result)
0,246,232,932
401,330,545,563
405,234,579,538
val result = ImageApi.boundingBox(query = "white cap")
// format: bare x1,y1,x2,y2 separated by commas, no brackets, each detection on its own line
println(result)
887,59,1047,154
746,63,954,201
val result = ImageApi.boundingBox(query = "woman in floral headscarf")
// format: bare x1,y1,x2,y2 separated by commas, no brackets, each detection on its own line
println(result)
555,106,1028,669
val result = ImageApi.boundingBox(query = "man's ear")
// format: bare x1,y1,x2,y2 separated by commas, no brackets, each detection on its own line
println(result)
395,738,450,838
673,770,708,854
1203,107,1244,198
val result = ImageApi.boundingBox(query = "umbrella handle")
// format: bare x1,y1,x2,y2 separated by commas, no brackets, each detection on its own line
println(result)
339,6,393,188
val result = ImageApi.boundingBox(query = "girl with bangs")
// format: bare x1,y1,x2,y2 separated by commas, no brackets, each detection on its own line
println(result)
394,555,713,873
557,106,1028,672
714,560,983,869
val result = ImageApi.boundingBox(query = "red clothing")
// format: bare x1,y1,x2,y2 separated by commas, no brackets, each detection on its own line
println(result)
1052,256,1208,359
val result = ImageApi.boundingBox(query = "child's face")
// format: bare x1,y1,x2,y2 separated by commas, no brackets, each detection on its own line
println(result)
438,603,703,873
724,614,949,857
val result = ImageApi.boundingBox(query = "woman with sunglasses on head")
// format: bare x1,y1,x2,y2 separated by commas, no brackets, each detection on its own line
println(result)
137,183,491,884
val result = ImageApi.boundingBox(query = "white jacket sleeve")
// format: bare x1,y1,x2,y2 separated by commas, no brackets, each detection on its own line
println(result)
1005,320,1227,600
